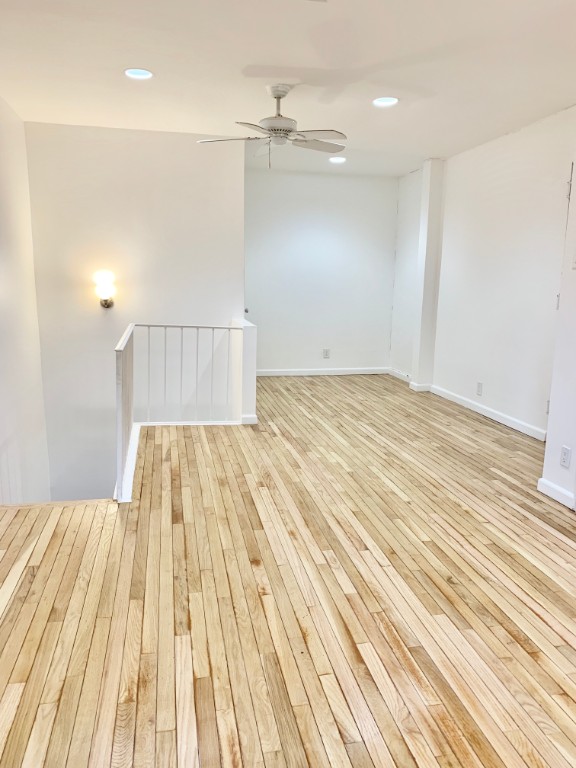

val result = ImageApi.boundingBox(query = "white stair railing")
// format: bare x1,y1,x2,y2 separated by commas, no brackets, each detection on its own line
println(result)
115,320,256,502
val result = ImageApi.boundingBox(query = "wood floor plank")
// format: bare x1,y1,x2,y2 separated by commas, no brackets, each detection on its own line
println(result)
0,620,61,768
0,535,38,623
88,520,137,767
3,375,576,766
133,653,157,768
157,428,176,734
195,675,221,768
262,651,309,768
175,634,199,768
21,699,58,768
41,503,106,707
111,598,143,767
65,617,111,768
0,682,25,760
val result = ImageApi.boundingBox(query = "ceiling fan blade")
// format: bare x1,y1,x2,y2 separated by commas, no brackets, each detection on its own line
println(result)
236,122,271,136
291,139,345,154
292,130,347,141
197,137,264,144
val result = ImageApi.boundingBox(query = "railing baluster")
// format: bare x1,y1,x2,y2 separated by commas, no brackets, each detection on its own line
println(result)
180,326,184,420
195,328,199,420
147,326,151,423
226,329,231,420
163,326,167,410
210,328,215,421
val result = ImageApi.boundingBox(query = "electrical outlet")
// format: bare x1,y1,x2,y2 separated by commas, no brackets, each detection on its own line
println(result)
322,349,330,359
561,446,572,468
476,382,483,396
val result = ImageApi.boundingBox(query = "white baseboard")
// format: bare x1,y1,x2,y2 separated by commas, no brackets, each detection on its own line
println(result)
257,367,391,377
409,382,431,392
388,368,411,382
429,386,546,441
138,418,259,426
134,420,243,427
537,478,575,509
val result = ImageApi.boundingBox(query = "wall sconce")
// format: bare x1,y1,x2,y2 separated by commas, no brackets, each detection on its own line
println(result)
93,270,116,308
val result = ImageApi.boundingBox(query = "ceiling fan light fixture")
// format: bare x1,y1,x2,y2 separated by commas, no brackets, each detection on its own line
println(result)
372,96,399,108
329,157,346,164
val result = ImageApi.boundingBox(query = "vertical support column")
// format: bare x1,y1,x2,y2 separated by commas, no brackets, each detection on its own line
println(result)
410,159,445,392
538,179,576,509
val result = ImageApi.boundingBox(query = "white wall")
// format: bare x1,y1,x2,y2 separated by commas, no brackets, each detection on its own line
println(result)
433,108,576,438
0,99,50,504
26,123,245,500
245,170,398,373
389,169,422,379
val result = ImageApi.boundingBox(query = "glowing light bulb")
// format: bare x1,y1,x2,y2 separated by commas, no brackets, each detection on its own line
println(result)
93,270,116,307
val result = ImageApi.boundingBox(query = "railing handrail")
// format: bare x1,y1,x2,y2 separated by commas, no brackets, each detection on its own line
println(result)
115,323,136,353
114,323,242,352
134,323,243,331
115,322,243,353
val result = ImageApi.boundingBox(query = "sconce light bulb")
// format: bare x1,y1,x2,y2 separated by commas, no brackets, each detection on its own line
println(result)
93,269,115,284
93,270,116,308
95,284,117,300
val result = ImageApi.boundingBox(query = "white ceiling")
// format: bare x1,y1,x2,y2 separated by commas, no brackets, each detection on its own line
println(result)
1,0,576,176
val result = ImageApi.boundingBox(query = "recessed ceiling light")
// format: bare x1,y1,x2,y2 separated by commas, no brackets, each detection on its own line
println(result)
124,68,154,80
372,96,399,108
329,157,346,164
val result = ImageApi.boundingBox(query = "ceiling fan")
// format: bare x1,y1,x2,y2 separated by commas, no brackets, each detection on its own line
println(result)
198,84,347,154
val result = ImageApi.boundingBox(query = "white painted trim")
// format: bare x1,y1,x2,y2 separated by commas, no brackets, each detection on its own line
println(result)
388,368,411,382
429,386,546,441
409,382,431,392
114,323,136,352
134,420,243,427
242,414,258,425
537,478,576,509
116,423,141,503
257,367,391,377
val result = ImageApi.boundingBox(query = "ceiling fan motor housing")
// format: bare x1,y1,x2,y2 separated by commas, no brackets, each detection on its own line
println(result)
259,115,297,145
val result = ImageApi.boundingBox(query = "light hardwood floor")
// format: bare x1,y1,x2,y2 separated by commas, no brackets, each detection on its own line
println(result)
1,374,576,767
